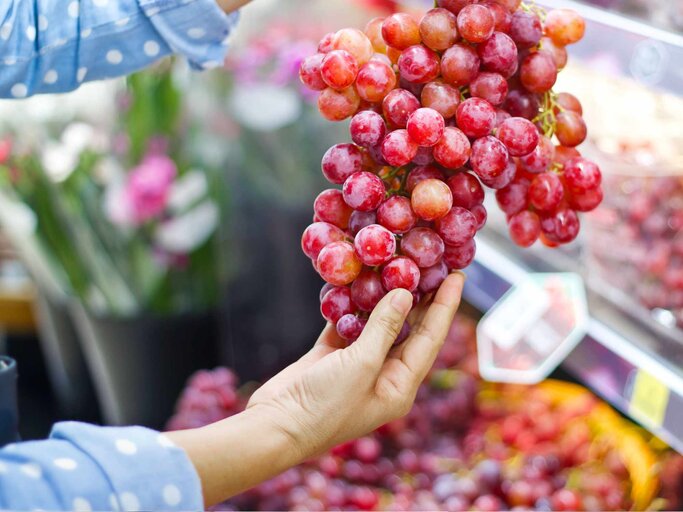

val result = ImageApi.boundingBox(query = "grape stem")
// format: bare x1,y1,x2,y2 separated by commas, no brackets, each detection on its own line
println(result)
534,90,560,139
520,1,547,21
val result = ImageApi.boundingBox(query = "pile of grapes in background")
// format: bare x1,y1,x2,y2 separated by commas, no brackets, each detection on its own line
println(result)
299,0,605,341
167,316,683,512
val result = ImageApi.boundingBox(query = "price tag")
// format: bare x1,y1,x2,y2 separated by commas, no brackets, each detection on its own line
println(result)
629,370,669,428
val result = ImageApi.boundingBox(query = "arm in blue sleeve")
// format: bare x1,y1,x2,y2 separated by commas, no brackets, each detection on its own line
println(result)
0,422,204,511
0,0,239,98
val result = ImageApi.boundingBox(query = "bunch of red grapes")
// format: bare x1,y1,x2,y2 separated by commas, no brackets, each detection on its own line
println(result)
299,0,604,341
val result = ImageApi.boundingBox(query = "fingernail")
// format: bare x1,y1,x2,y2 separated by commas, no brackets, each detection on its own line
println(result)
390,289,413,315
450,270,467,281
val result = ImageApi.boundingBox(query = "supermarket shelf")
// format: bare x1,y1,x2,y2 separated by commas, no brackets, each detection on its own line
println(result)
464,232,683,454
539,0,683,97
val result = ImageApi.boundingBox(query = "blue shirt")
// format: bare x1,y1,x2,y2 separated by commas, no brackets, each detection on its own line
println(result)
0,422,204,510
0,0,240,98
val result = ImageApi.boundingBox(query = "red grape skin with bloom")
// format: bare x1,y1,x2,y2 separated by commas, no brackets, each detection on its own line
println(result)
343,172,385,211
563,157,601,192
541,37,568,70
443,238,476,269
447,172,484,210
482,0,512,31
471,204,488,230
377,195,417,234
302,222,346,260
541,207,580,244
555,111,587,147
456,98,496,138
457,4,495,43
365,17,387,54
440,44,480,86
322,143,362,185
503,89,540,120
435,207,477,246
383,89,421,128
480,157,516,189
412,146,435,166
299,53,327,91
381,129,419,166
381,256,421,292
529,172,564,211
398,45,441,84
407,108,445,147
411,179,453,221
508,210,541,247
520,51,558,93
332,28,374,66
400,227,445,268
381,13,421,50
545,9,586,46
569,186,603,212
420,8,459,51
433,127,471,169
406,165,445,193
469,72,508,106
496,117,539,156
318,32,335,53
470,136,509,180
354,224,397,266
348,210,376,236
478,31,518,76
319,282,335,302
320,286,356,323
318,87,361,122
356,60,398,103
336,314,367,341
520,135,555,174
437,0,474,15
496,178,530,216
350,110,387,148
555,92,583,115
321,50,359,90
510,11,542,49
317,241,363,286
351,269,386,311
419,260,449,293
421,80,461,119
314,189,353,229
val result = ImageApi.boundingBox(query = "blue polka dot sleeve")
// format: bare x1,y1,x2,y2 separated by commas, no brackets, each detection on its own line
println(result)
0,422,204,510
0,0,239,98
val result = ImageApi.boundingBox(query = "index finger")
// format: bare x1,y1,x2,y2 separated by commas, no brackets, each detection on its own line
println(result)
400,272,465,380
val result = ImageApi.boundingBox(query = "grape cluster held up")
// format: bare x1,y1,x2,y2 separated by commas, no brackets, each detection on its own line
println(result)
300,0,603,341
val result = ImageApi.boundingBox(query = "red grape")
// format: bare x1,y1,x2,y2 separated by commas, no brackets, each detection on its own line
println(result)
545,9,586,46
555,111,587,147
510,11,542,49
407,165,445,193
471,203,488,230
314,189,354,229
419,260,449,293
479,156,516,189
383,89,421,128
540,207,580,244
457,4,495,43
469,72,508,106
529,172,564,211
508,210,540,247
349,210,377,235
554,144,581,166
496,117,540,156
519,135,554,173
481,1,512,32
322,143,362,185
550,489,583,511
496,178,530,215
318,87,361,121
456,98,496,138
382,13,422,50
435,206,477,246
365,17,388,54
319,282,335,302
350,110,387,148
382,129,419,166
478,32,518,76
354,224,397,265
420,8,459,51
332,28,374,66
411,179,454,221
351,269,386,311
320,286,356,323
299,53,327,91
555,92,583,115
302,222,346,260
443,238,476,269
541,37,568,70
441,44,480,87
563,157,601,193
377,195,417,234
447,172,484,209
400,227,446,267
433,127,471,169
470,135,509,179
407,108,445,147
398,45,441,84
317,241,363,285
412,146,435,165
356,60,398,103
421,80,461,119
336,314,367,341
437,0,474,15
503,89,540,119
520,51,558,93
318,32,335,53
381,256,421,291
321,50,358,90
569,186,603,212
343,172,386,211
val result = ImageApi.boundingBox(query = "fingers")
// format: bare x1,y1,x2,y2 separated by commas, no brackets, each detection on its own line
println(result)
400,272,465,381
314,323,348,350
349,288,413,368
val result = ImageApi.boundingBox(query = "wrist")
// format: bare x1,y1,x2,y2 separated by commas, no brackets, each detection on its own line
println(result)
215,0,250,14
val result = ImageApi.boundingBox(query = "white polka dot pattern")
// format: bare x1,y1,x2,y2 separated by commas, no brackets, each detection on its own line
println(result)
162,484,182,506
115,439,138,455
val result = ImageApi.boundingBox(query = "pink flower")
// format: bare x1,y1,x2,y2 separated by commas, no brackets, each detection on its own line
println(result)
0,138,12,164
125,154,177,223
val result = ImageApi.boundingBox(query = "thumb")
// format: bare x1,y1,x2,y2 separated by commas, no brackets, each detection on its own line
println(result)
349,288,413,367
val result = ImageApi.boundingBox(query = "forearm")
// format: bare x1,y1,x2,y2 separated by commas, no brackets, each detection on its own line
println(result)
216,0,251,13
166,405,302,506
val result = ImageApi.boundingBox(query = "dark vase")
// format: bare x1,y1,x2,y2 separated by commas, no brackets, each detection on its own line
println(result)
70,306,219,429
0,356,19,447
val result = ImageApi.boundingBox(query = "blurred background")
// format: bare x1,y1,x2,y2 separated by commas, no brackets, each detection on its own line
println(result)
0,0,681,509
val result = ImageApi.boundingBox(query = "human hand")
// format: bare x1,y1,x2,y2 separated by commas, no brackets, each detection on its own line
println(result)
247,272,465,461
216,0,251,14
